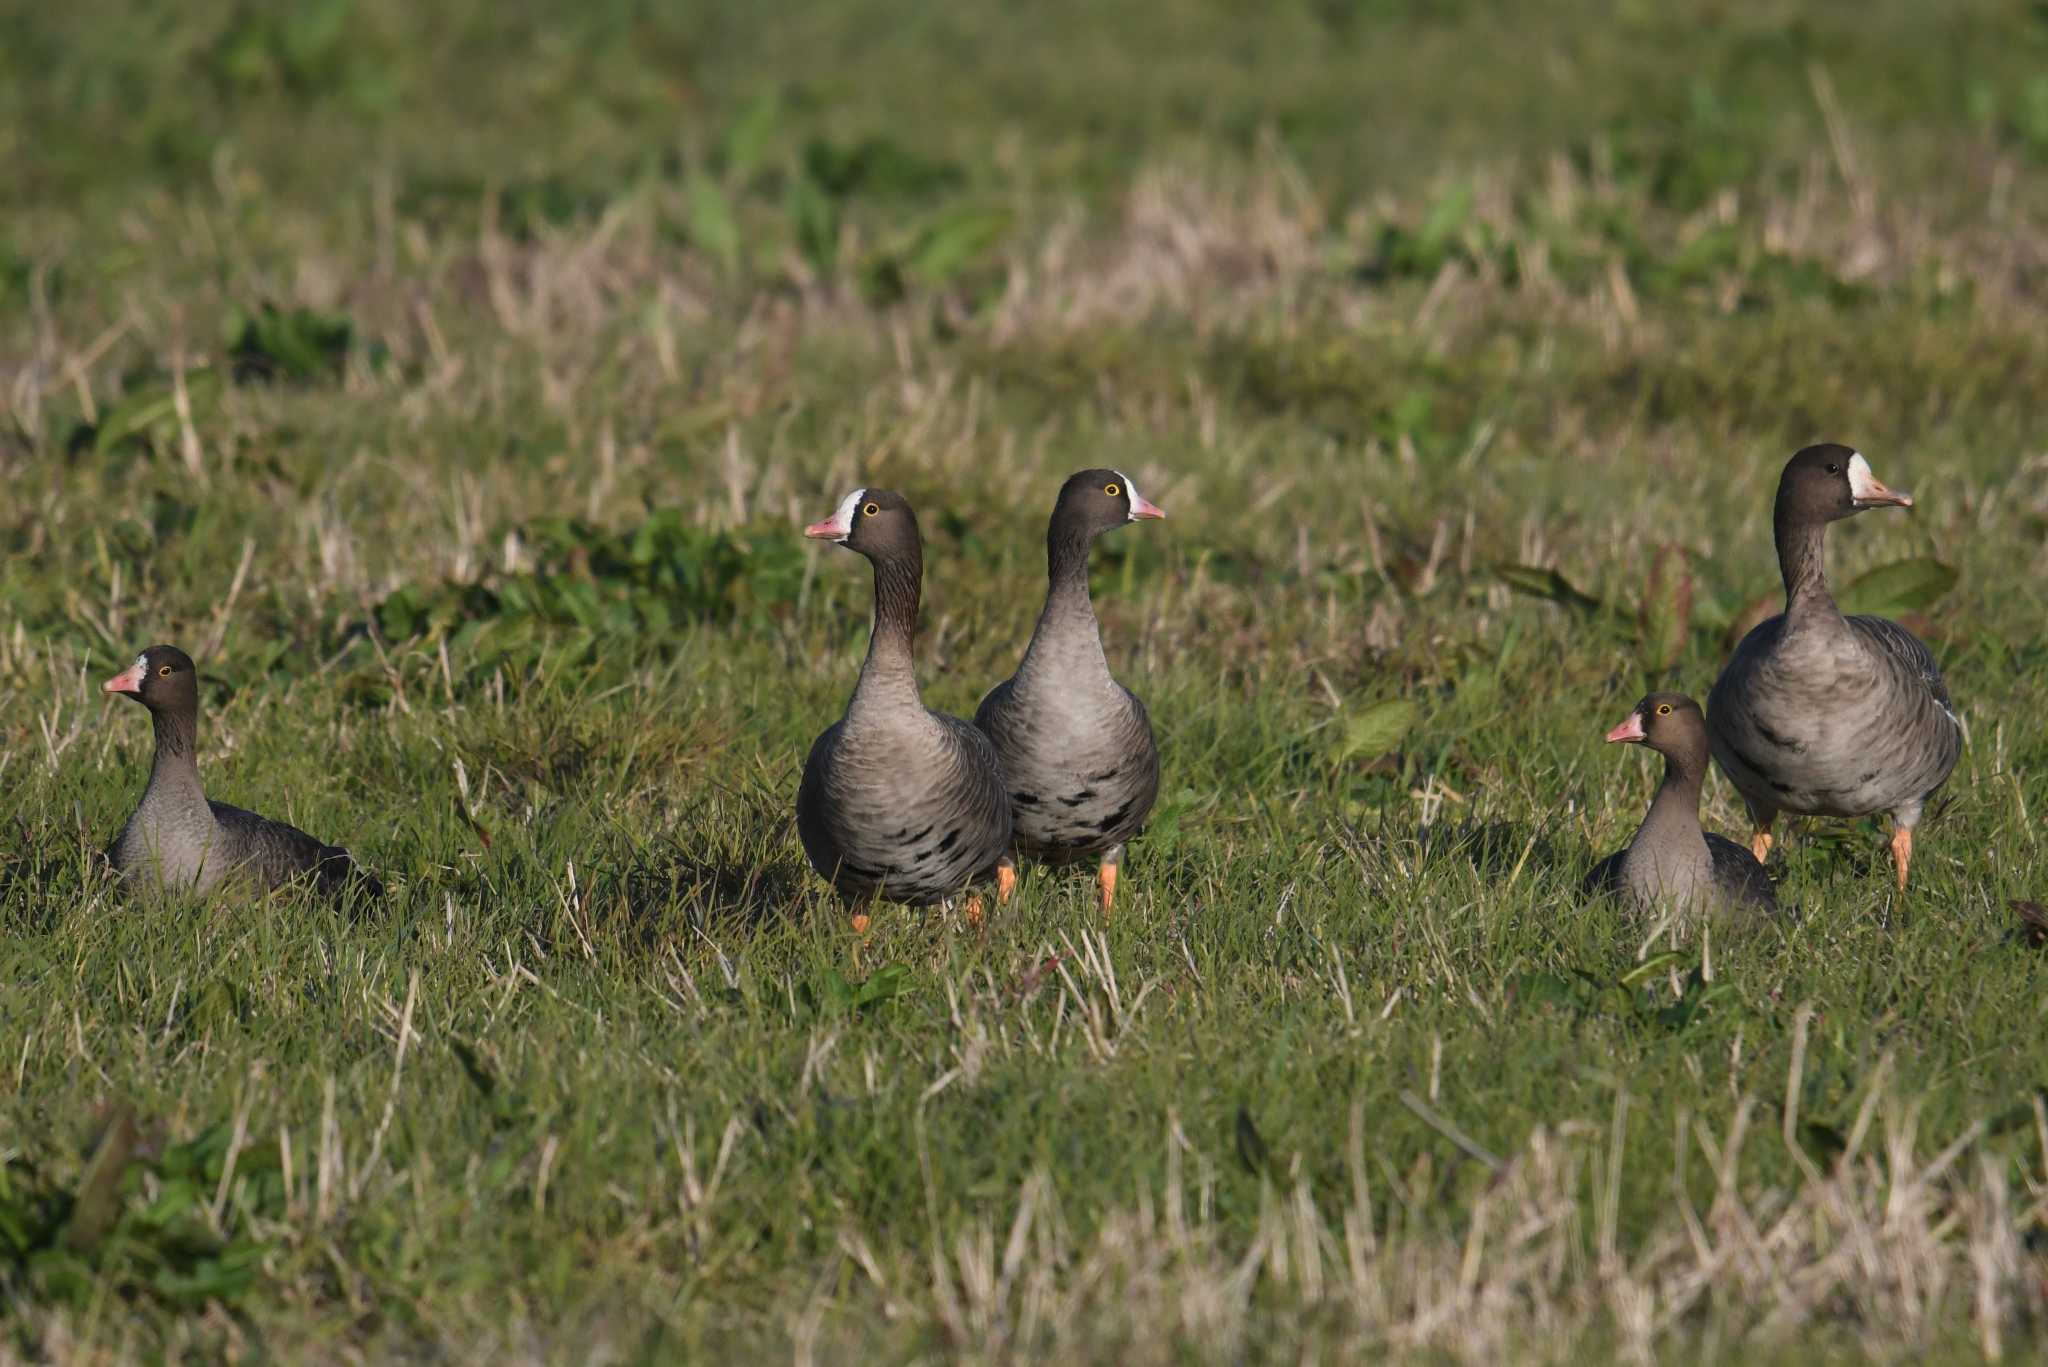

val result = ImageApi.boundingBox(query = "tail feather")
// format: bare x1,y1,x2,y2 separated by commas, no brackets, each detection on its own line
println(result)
315,847,383,903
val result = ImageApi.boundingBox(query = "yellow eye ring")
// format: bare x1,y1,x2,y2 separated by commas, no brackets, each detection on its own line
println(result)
862,502,879,517
1655,703,1672,715
158,664,173,677
1104,482,1120,497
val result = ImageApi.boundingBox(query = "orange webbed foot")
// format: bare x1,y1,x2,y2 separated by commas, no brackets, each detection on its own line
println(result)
1889,826,1913,890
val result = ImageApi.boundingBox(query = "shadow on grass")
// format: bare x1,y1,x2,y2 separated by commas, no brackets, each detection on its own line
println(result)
1328,813,1565,895
579,827,811,950
0,817,117,935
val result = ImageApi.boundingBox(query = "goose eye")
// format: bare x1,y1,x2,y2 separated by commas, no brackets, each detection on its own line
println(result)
157,664,173,677
1655,703,1672,715
862,502,879,517
1825,463,1839,474
1103,482,1120,497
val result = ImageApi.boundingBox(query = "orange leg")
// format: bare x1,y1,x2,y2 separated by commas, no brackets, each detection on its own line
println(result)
1889,827,1913,891
1098,843,1130,915
1750,814,1776,866
996,858,1018,906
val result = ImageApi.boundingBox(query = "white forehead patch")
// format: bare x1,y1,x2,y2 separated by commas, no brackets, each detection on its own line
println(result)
134,653,149,672
1845,452,1881,499
825,487,866,540
1112,470,1142,513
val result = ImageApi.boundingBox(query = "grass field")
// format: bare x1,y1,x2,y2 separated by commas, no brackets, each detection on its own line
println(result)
5,0,2048,1359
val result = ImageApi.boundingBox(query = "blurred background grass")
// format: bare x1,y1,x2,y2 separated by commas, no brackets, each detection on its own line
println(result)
13,0,2048,209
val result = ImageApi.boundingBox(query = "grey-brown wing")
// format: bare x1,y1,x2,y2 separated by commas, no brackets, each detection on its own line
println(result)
209,801,382,901
1705,833,1777,913
935,710,1015,877
794,721,846,884
1582,848,1625,898
1111,683,1162,831
1848,615,1962,800
972,676,1016,737
1848,615,1953,714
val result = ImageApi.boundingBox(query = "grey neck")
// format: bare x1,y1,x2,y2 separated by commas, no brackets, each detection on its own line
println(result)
1019,525,1111,682
1774,503,1837,619
1636,744,1706,845
849,549,924,716
1047,525,1098,604
146,705,207,803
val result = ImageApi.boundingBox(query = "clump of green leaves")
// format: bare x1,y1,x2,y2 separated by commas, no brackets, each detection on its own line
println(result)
1495,563,1604,614
374,511,810,663
1839,557,1958,617
1334,698,1416,766
860,203,1014,306
85,369,224,456
803,136,964,200
0,1106,281,1311
207,0,395,109
1511,953,1736,1034
226,303,355,383
798,963,913,1020
1359,184,1483,282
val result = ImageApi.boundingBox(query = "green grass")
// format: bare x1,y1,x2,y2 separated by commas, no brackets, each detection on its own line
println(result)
5,0,2048,1358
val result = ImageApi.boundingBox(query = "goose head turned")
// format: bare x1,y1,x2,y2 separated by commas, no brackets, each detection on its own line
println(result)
1050,468,1165,539
805,486,921,560
104,644,200,748
1605,690,1710,779
1773,444,1912,607
1048,466,1162,567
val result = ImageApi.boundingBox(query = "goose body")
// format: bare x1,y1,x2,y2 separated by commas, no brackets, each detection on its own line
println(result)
797,710,1012,908
1586,693,1776,920
795,490,1011,917
1704,445,1960,887
976,469,1164,911
1708,612,1958,822
1584,834,1776,916
104,645,381,901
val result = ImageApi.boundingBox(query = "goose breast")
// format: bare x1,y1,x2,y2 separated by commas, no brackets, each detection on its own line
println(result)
1708,613,1959,819
798,710,1011,905
976,679,1159,863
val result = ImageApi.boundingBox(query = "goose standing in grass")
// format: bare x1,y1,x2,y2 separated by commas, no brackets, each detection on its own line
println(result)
975,469,1165,913
796,489,1011,929
1586,693,1777,920
104,645,382,901
1705,444,1961,889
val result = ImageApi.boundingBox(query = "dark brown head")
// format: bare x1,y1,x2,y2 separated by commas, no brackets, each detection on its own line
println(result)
1605,691,1707,760
1775,443,1912,526
103,644,199,715
1051,468,1166,541
804,487,922,562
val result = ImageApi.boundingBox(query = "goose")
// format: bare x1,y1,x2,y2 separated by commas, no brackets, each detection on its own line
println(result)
976,469,1164,913
1586,692,1776,919
795,489,1012,929
1705,444,1961,888
104,644,382,901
